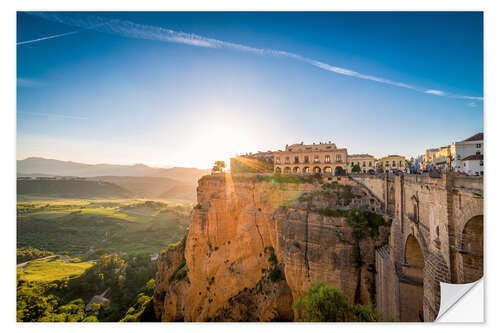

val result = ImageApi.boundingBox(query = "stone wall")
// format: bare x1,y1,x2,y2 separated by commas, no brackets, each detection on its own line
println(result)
353,173,483,321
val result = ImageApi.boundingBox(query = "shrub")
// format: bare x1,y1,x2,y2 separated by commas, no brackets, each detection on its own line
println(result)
313,207,345,217
168,259,186,283
294,282,383,322
269,266,284,282
294,282,351,322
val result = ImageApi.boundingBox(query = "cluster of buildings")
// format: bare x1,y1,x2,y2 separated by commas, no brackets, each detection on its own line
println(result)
242,141,408,176
240,132,484,177
413,133,483,176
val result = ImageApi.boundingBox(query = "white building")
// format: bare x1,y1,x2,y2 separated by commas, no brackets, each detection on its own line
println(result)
452,133,483,175
461,154,484,176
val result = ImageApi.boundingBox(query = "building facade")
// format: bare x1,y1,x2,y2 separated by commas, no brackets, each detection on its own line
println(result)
274,141,348,175
422,148,439,171
452,133,483,175
377,155,408,173
434,145,455,171
347,154,376,173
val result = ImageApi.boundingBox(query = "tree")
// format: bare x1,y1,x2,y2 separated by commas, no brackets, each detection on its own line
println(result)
351,164,361,173
294,281,382,322
212,161,226,173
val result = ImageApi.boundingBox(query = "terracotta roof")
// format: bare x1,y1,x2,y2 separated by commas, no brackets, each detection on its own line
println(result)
463,132,483,142
462,154,483,161
348,154,374,158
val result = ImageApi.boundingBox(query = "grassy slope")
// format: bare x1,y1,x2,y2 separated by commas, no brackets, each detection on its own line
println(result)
17,200,191,257
17,257,94,282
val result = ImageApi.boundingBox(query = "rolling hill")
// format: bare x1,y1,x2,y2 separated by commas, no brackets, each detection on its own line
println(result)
17,157,210,201
17,179,133,199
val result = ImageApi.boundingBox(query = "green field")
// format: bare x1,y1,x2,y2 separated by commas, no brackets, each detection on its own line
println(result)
17,199,191,258
17,256,94,282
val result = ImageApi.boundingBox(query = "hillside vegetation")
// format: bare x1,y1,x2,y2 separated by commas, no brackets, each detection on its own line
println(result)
18,179,133,199
17,200,191,258
17,254,158,322
17,256,94,283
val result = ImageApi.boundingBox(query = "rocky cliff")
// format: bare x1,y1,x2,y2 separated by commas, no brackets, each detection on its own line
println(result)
153,174,391,321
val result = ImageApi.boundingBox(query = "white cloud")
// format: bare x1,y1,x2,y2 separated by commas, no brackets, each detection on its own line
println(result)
467,102,477,107
27,12,484,101
425,89,445,96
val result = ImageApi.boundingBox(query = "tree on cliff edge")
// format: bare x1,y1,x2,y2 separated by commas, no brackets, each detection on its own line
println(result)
212,161,226,173
294,282,382,322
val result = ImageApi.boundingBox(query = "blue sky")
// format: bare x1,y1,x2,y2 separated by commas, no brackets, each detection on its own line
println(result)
17,12,483,168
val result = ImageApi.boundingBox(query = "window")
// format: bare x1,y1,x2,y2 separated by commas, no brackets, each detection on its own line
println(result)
336,154,341,162
392,161,396,167
304,156,309,163
476,143,481,148
385,161,389,166
351,162,354,166
480,160,484,166
314,155,319,163
276,157,281,164
369,161,372,167
285,156,290,164
325,155,331,163
294,156,299,163
362,162,366,167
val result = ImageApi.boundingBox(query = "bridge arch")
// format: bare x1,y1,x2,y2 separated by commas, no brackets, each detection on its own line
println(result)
400,234,425,322
303,166,310,174
323,166,332,174
275,167,281,174
293,166,300,174
460,215,483,283
313,166,321,174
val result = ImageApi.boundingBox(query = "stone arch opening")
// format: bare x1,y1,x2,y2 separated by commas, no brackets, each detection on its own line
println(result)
275,167,281,174
323,166,332,174
334,166,345,176
313,166,321,174
461,215,483,283
284,167,291,174
292,166,300,174
303,166,310,174
400,235,424,322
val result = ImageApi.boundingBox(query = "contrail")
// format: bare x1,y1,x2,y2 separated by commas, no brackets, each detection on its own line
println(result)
17,30,79,45
26,12,483,101
18,111,88,120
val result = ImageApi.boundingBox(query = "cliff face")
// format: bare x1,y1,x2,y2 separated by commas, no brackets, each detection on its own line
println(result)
153,174,390,321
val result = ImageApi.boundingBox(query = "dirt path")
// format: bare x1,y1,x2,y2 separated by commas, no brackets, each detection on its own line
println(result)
16,255,57,268
60,255,71,263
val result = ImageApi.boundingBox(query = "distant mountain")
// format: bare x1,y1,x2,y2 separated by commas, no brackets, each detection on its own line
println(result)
17,157,209,184
17,157,210,202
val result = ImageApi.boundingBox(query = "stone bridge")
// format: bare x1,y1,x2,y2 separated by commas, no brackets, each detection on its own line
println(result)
350,173,483,322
